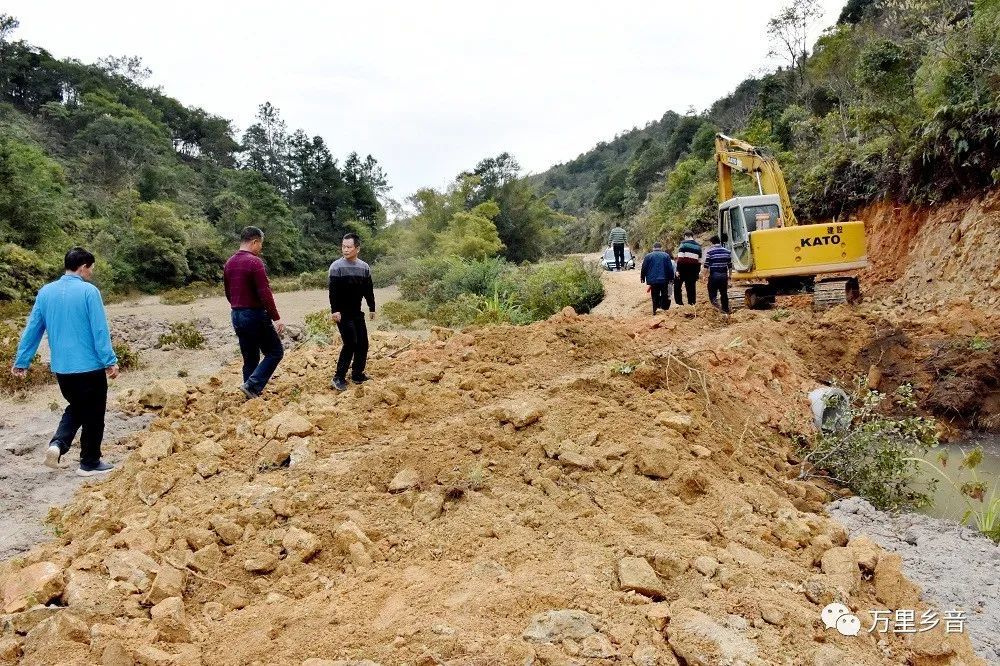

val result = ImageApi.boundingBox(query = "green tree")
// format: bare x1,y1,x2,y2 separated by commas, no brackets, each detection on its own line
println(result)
0,134,68,246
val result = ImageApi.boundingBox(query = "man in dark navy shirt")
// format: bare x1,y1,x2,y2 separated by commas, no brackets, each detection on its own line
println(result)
223,226,284,399
640,242,676,314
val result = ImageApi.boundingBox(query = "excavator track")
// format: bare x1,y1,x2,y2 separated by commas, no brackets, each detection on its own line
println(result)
812,278,861,308
726,287,746,311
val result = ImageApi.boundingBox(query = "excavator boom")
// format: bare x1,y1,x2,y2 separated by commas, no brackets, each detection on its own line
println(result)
715,133,798,227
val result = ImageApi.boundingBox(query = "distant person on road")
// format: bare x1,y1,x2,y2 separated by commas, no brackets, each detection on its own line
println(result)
223,226,285,400
640,242,676,314
10,247,119,477
329,232,376,392
704,234,732,314
609,224,628,270
674,231,702,306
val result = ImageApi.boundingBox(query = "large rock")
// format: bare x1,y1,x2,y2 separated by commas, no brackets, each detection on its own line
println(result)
258,441,292,470
636,443,680,480
522,609,599,642
283,527,322,562
263,411,314,440
655,411,693,433
139,379,188,410
187,543,222,573
412,491,445,523
1,562,65,614
388,468,420,493
135,471,176,506
666,608,758,666
23,611,89,648
618,557,665,599
874,554,921,609
210,515,243,545
144,566,186,606
184,528,217,551
135,644,177,666
138,431,175,462
493,401,545,429
820,547,861,595
334,521,373,553
105,550,159,586
151,597,190,642
846,535,881,574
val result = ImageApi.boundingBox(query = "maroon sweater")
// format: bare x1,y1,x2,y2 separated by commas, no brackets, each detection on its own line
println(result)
223,250,280,321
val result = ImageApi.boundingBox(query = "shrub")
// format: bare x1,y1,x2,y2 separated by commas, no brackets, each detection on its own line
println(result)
157,321,205,349
159,281,216,305
371,256,409,289
505,259,605,318
112,339,142,370
381,300,428,326
399,257,453,301
303,309,335,344
0,320,50,392
798,380,939,511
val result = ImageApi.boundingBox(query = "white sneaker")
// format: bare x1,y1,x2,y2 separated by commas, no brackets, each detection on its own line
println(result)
44,444,62,469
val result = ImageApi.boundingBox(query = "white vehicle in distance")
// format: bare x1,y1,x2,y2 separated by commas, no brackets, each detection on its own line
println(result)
601,246,636,271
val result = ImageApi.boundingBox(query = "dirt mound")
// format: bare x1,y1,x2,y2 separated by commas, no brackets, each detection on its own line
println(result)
860,191,1000,311
0,311,983,665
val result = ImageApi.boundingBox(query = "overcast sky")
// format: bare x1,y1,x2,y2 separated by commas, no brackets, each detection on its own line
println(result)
7,0,846,200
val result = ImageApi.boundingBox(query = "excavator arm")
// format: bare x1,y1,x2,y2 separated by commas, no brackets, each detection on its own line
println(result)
715,133,798,227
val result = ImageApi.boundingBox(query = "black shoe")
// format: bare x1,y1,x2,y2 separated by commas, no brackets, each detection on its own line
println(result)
77,461,114,477
351,373,371,384
331,377,348,392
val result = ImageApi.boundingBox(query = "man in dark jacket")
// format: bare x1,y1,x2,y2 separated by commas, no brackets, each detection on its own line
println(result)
329,232,376,392
640,242,676,314
674,231,702,305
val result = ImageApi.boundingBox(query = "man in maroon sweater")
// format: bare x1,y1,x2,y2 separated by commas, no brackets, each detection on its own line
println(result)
223,227,285,399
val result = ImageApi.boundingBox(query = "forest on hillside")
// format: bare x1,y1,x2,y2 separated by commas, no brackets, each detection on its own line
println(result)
0,13,395,301
0,15,576,304
535,0,1000,250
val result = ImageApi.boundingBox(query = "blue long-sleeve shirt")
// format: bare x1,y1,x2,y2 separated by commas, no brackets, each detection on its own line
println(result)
13,274,118,374
640,250,676,285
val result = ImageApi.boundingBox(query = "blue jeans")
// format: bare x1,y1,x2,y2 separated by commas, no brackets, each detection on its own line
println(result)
231,308,284,395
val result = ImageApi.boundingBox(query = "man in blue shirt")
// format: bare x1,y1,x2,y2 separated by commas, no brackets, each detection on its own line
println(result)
10,247,119,476
640,242,676,314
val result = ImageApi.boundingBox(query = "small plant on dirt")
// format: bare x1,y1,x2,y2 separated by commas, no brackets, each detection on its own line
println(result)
770,309,791,321
917,445,1000,543
612,361,636,376
157,321,205,350
177,369,188,378
969,336,993,352
798,379,939,512
467,464,487,491
303,310,334,344
48,401,59,411
112,339,142,371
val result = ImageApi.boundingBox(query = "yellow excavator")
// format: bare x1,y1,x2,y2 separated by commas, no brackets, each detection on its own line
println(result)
714,133,868,309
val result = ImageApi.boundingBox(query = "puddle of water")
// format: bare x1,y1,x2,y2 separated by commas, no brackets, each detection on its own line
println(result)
914,432,1000,523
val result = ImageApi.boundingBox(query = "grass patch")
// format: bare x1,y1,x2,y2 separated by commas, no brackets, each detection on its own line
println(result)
0,320,50,392
157,321,205,349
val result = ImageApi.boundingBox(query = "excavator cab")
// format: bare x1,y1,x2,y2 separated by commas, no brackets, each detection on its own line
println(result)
718,194,783,272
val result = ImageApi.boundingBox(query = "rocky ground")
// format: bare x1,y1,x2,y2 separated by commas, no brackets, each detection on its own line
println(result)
828,497,1000,661
0,298,989,665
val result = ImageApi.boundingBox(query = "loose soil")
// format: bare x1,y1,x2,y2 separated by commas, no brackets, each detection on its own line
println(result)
0,287,398,560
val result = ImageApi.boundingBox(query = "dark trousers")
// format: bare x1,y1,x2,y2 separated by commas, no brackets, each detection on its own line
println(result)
52,369,107,466
674,263,699,305
650,282,670,313
232,308,284,394
336,314,369,380
612,243,625,270
708,275,730,313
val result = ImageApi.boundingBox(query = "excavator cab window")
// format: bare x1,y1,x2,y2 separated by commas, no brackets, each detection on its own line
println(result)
742,204,781,232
